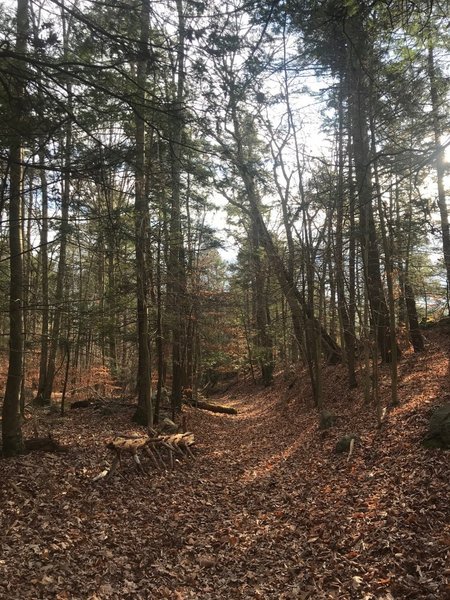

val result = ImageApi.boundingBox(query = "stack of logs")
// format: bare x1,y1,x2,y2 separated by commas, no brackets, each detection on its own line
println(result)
93,430,195,481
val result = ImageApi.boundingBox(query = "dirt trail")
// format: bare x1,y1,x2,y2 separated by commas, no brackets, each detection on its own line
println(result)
1,337,450,599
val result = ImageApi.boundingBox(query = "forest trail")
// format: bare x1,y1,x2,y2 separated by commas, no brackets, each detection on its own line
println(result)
1,330,450,599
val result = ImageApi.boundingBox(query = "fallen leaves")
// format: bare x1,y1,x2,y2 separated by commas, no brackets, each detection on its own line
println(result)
1,331,450,598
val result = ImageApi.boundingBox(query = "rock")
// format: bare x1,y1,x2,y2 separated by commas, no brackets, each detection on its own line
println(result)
335,434,358,453
423,403,450,449
319,411,337,430
158,418,179,434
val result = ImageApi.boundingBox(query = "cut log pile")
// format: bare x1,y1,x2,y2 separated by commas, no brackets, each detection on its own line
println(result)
93,431,195,481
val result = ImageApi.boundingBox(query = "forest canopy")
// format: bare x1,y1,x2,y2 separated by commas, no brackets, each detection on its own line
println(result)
0,0,449,455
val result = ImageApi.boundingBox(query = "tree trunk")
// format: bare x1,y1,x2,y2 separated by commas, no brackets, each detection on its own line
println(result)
347,8,392,362
37,3,74,404
250,213,274,386
336,74,357,388
40,114,71,402
133,0,152,427
36,147,49,404
400,263,424,352
106,238,117,371
400,208,424,352
428,43,450,307
20,168,32,414
2,0,28,456
370,106,400,405
168,0,187,414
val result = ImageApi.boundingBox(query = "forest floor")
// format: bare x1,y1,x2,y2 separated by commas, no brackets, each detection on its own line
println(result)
1,328,450,600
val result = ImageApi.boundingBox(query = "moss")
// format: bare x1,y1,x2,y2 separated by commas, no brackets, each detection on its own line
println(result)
335,434,358,453
423,403,450,449
319,411,337,430
422,437,448,449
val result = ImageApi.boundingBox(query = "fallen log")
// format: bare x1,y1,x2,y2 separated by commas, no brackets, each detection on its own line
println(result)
190,400,237,415
152,432,196,470
70,399,101,409
159,432,195,457
24,435,67,454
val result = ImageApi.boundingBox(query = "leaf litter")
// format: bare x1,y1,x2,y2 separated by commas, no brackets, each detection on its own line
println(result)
1,329,449,599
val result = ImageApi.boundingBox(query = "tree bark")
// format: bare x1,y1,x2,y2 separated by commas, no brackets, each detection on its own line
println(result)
190,400,237,415
168,0,187,414
133,0,152,427
428,43,450,306
36,147,49,404
250,208,274,386
346,7,392,362
2,0,28,456
400,208,424,352
336,74,357,388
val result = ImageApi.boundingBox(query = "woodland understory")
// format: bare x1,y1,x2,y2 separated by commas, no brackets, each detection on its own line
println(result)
0,326,449,600
1,0,450,597
1,0,450,454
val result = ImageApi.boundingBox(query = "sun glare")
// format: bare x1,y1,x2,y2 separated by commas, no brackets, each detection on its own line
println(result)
445,141,450,164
